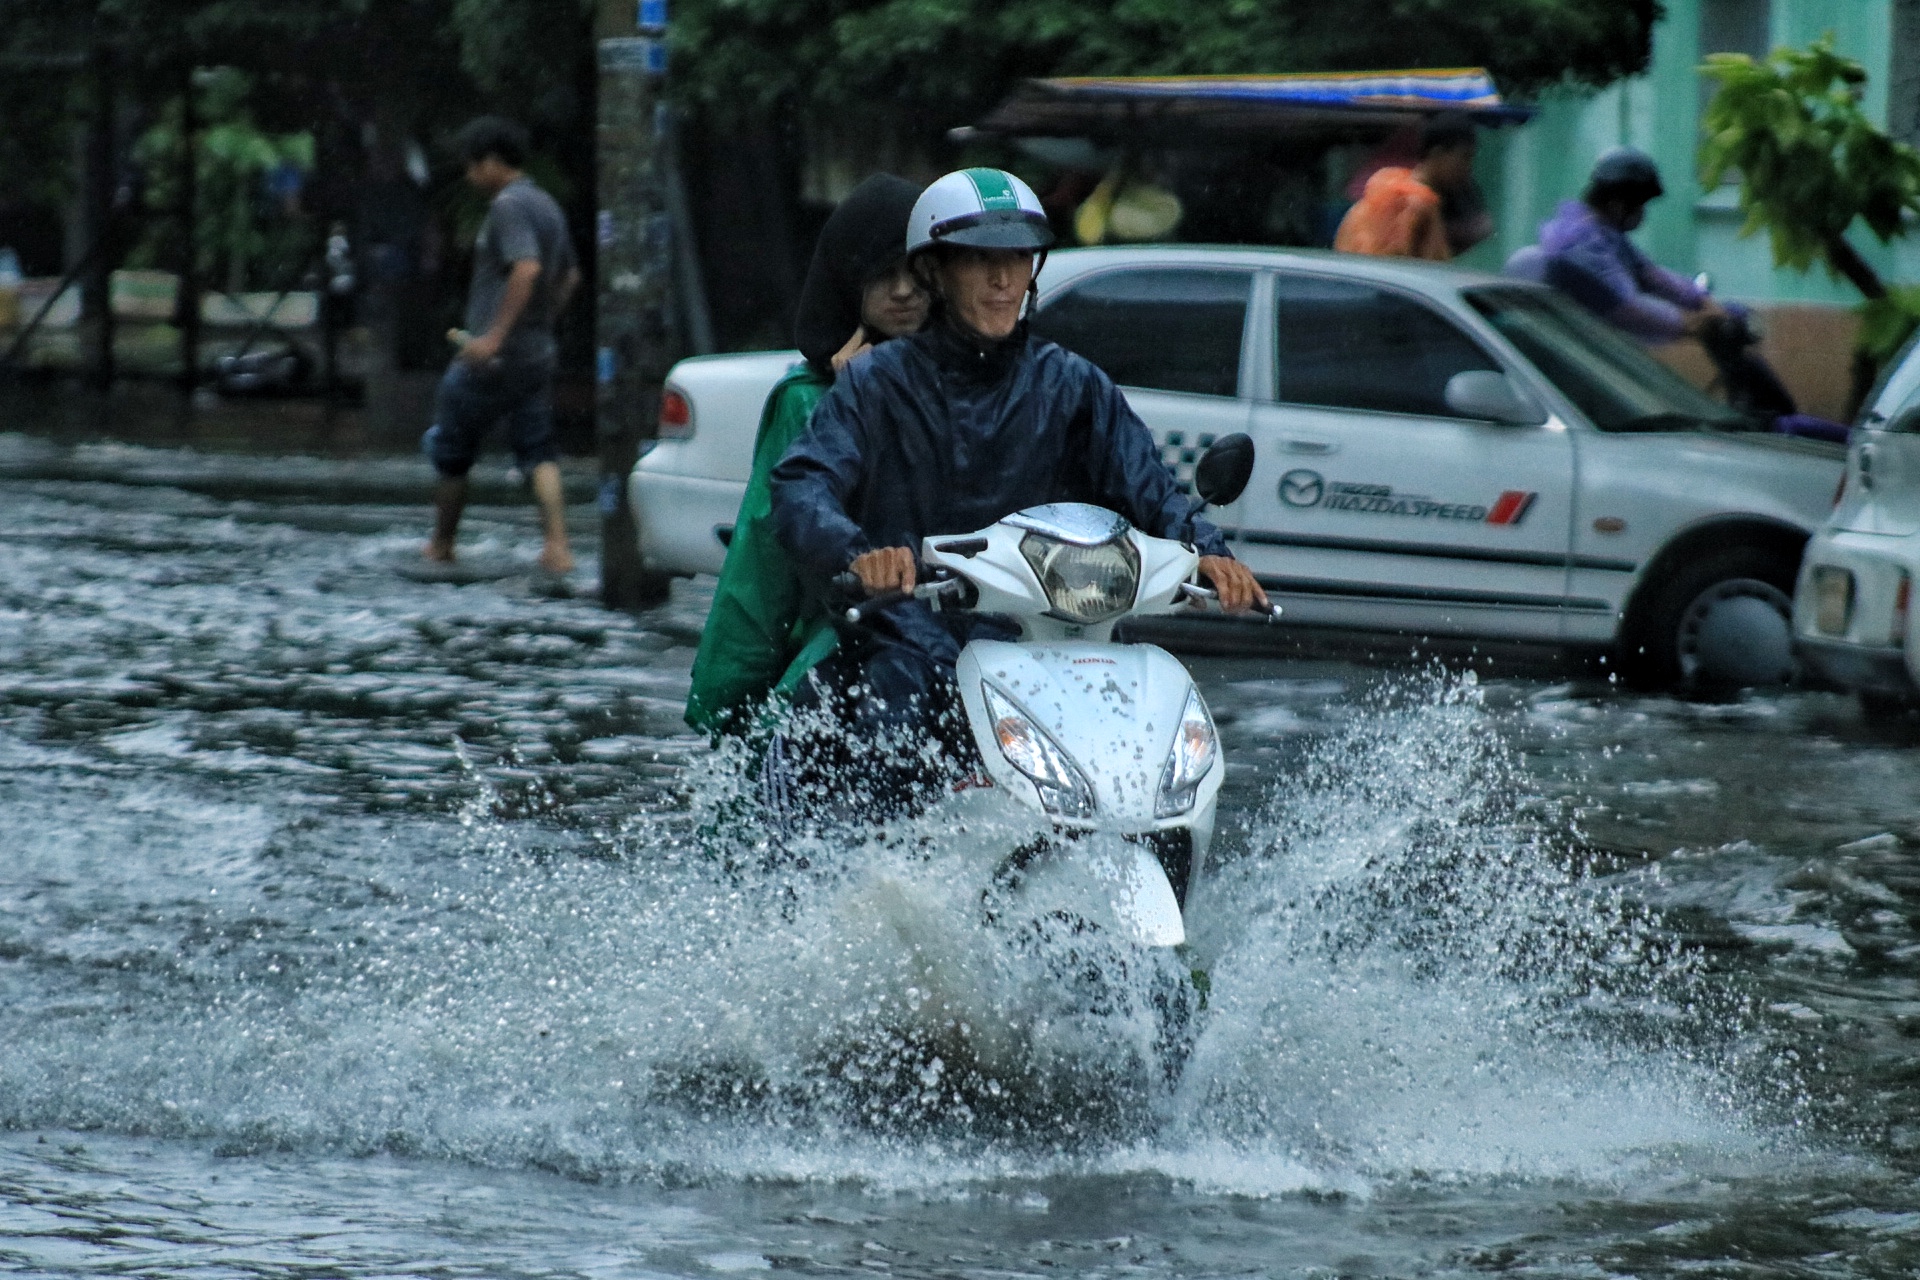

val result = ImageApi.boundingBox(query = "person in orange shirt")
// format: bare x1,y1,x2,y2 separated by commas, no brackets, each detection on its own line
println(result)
1334,113,1479,262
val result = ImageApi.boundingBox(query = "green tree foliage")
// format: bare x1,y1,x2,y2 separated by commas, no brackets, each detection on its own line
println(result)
450,0,595,128
670,0,1658,123
0,0,592,278
1,0,591,150
1700,35,1920,365
130,68,316,291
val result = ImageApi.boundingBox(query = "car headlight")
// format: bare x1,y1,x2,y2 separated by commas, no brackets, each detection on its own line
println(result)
982,683,1095,819
1019,532,1139,625
1155,689,1217,818
1811,565,1855,637
1896,571,1912,647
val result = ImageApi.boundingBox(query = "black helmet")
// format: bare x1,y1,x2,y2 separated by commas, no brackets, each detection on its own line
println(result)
1587,147,1663,204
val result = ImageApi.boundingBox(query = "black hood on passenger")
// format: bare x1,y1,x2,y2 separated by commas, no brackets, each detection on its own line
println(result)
794,173,922,372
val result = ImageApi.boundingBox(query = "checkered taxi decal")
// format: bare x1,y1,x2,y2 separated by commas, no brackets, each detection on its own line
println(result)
1158,430,1216,495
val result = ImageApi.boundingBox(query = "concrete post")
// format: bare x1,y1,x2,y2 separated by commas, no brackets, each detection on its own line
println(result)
82,46,117,390
594,0,677,609
176,62,202,399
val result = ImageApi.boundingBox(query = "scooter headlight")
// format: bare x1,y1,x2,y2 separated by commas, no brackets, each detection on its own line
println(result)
1019,532,1140,625
982,683,1095,819
1155,689,1217,818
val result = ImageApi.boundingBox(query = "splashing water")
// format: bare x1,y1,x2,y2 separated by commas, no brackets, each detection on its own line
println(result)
15,459,1920,1280
0,658,1783,1198
1171,671,1766,1190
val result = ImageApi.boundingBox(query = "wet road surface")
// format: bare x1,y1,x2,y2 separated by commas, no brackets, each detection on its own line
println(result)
5,450,1920,1276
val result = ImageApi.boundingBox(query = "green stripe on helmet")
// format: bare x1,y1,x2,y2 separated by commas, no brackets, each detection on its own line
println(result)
963,167,1022,212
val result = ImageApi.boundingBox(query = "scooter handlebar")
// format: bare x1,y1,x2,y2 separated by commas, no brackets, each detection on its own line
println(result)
1180,580,1282,621
844,589,912,625
834,568,968,625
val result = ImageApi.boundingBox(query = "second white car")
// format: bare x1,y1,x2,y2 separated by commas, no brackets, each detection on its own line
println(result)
1793,333,1920,710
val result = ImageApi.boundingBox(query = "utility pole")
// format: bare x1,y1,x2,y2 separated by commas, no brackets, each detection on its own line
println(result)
82,45,117,389
593,0,677,608
176,62,202,400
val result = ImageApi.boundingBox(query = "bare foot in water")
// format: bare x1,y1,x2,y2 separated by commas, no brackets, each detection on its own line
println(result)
538,541,575,575
424,538,456,563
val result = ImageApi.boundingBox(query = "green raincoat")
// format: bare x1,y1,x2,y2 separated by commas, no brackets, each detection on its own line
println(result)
684,365,840,734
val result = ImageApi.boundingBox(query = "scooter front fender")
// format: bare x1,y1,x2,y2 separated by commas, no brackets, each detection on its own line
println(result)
1013,836,1186,947
956,640,1222,858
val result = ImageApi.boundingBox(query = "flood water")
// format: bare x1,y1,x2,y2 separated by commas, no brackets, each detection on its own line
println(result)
5,446,1920,1277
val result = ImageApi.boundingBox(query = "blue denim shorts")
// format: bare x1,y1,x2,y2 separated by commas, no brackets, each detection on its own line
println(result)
422,358,560,479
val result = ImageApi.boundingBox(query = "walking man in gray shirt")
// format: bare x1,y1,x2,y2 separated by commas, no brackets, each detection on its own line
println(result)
424,116,580,574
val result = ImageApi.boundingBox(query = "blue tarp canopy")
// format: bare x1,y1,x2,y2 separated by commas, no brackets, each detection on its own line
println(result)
958,70,1534,145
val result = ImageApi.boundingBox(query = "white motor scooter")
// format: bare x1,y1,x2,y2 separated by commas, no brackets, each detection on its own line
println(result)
835,435,1272,954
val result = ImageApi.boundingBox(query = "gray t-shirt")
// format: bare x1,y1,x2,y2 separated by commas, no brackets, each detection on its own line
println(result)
465,177,577,366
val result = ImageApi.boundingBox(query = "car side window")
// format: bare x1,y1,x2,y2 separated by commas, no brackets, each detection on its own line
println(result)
1274,274,1499,418
1032,268,1250,398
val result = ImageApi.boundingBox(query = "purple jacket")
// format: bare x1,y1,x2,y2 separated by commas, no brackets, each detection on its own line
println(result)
1534,200,1706,343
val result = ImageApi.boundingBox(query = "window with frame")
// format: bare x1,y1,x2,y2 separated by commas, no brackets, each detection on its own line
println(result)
1032,268,1250,397
1698,0,1772,151
1273,274,1500,418
1699,0,1770,61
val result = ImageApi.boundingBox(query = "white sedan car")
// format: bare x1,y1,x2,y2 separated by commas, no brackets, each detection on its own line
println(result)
633,247,1844,688
1793,335,1920,709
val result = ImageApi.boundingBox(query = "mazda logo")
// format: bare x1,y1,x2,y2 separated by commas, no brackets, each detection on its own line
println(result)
1278,469,1324,508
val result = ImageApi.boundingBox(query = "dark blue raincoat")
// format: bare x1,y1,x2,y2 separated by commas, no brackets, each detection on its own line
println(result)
768,318,1229,733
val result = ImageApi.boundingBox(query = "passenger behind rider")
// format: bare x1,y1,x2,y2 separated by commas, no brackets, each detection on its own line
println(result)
683,175,928,736
768,168,1265,747
1508,148,1727,343
1333,112,1480,262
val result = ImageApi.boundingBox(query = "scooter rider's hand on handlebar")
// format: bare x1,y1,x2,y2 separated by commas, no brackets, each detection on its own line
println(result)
1198,555,1269,614
1684,298,1729,337
850,547,917,595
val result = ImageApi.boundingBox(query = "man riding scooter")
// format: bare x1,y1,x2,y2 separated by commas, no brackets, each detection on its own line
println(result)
1513,148,1722,344
1508,148,1847,441
767,168,1266,802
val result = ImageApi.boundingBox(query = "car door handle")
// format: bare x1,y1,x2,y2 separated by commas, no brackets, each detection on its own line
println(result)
1281,438,1336,454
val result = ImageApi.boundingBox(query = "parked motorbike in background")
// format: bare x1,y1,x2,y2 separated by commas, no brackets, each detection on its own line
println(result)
1504,252,1849,442
1690,279,1849,443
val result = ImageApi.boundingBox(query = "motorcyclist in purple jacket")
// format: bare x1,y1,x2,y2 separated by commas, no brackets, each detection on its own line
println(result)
1509,148,1729,343
1508,150,1847,441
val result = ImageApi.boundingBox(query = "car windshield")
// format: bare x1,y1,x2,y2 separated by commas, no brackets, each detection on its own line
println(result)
1464,286,1749,433
1860,326,1920,427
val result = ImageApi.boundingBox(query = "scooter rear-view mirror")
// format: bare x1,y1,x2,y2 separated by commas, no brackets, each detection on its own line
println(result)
1193,433,1255,508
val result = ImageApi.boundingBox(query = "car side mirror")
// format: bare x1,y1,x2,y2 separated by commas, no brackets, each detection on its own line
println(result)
1193,433,1255,508
1444,370,1547,426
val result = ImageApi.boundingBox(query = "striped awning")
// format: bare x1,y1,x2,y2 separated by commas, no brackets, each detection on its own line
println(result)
960,69,1533,144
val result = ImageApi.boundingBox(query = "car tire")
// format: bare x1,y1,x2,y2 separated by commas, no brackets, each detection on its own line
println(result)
1859,690,1916,722
1621,545,1799,692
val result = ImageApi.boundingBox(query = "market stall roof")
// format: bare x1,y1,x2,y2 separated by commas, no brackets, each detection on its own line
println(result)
954,69,1535,145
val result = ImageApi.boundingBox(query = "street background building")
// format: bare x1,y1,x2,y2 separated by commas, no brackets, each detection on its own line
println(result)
1474,0,1919,418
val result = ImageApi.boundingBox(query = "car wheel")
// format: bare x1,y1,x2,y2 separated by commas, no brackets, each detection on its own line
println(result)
1859,690,1916,722
1622,545,1798,692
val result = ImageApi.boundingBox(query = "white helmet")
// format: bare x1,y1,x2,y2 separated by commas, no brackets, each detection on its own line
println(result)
906,167,1055,256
